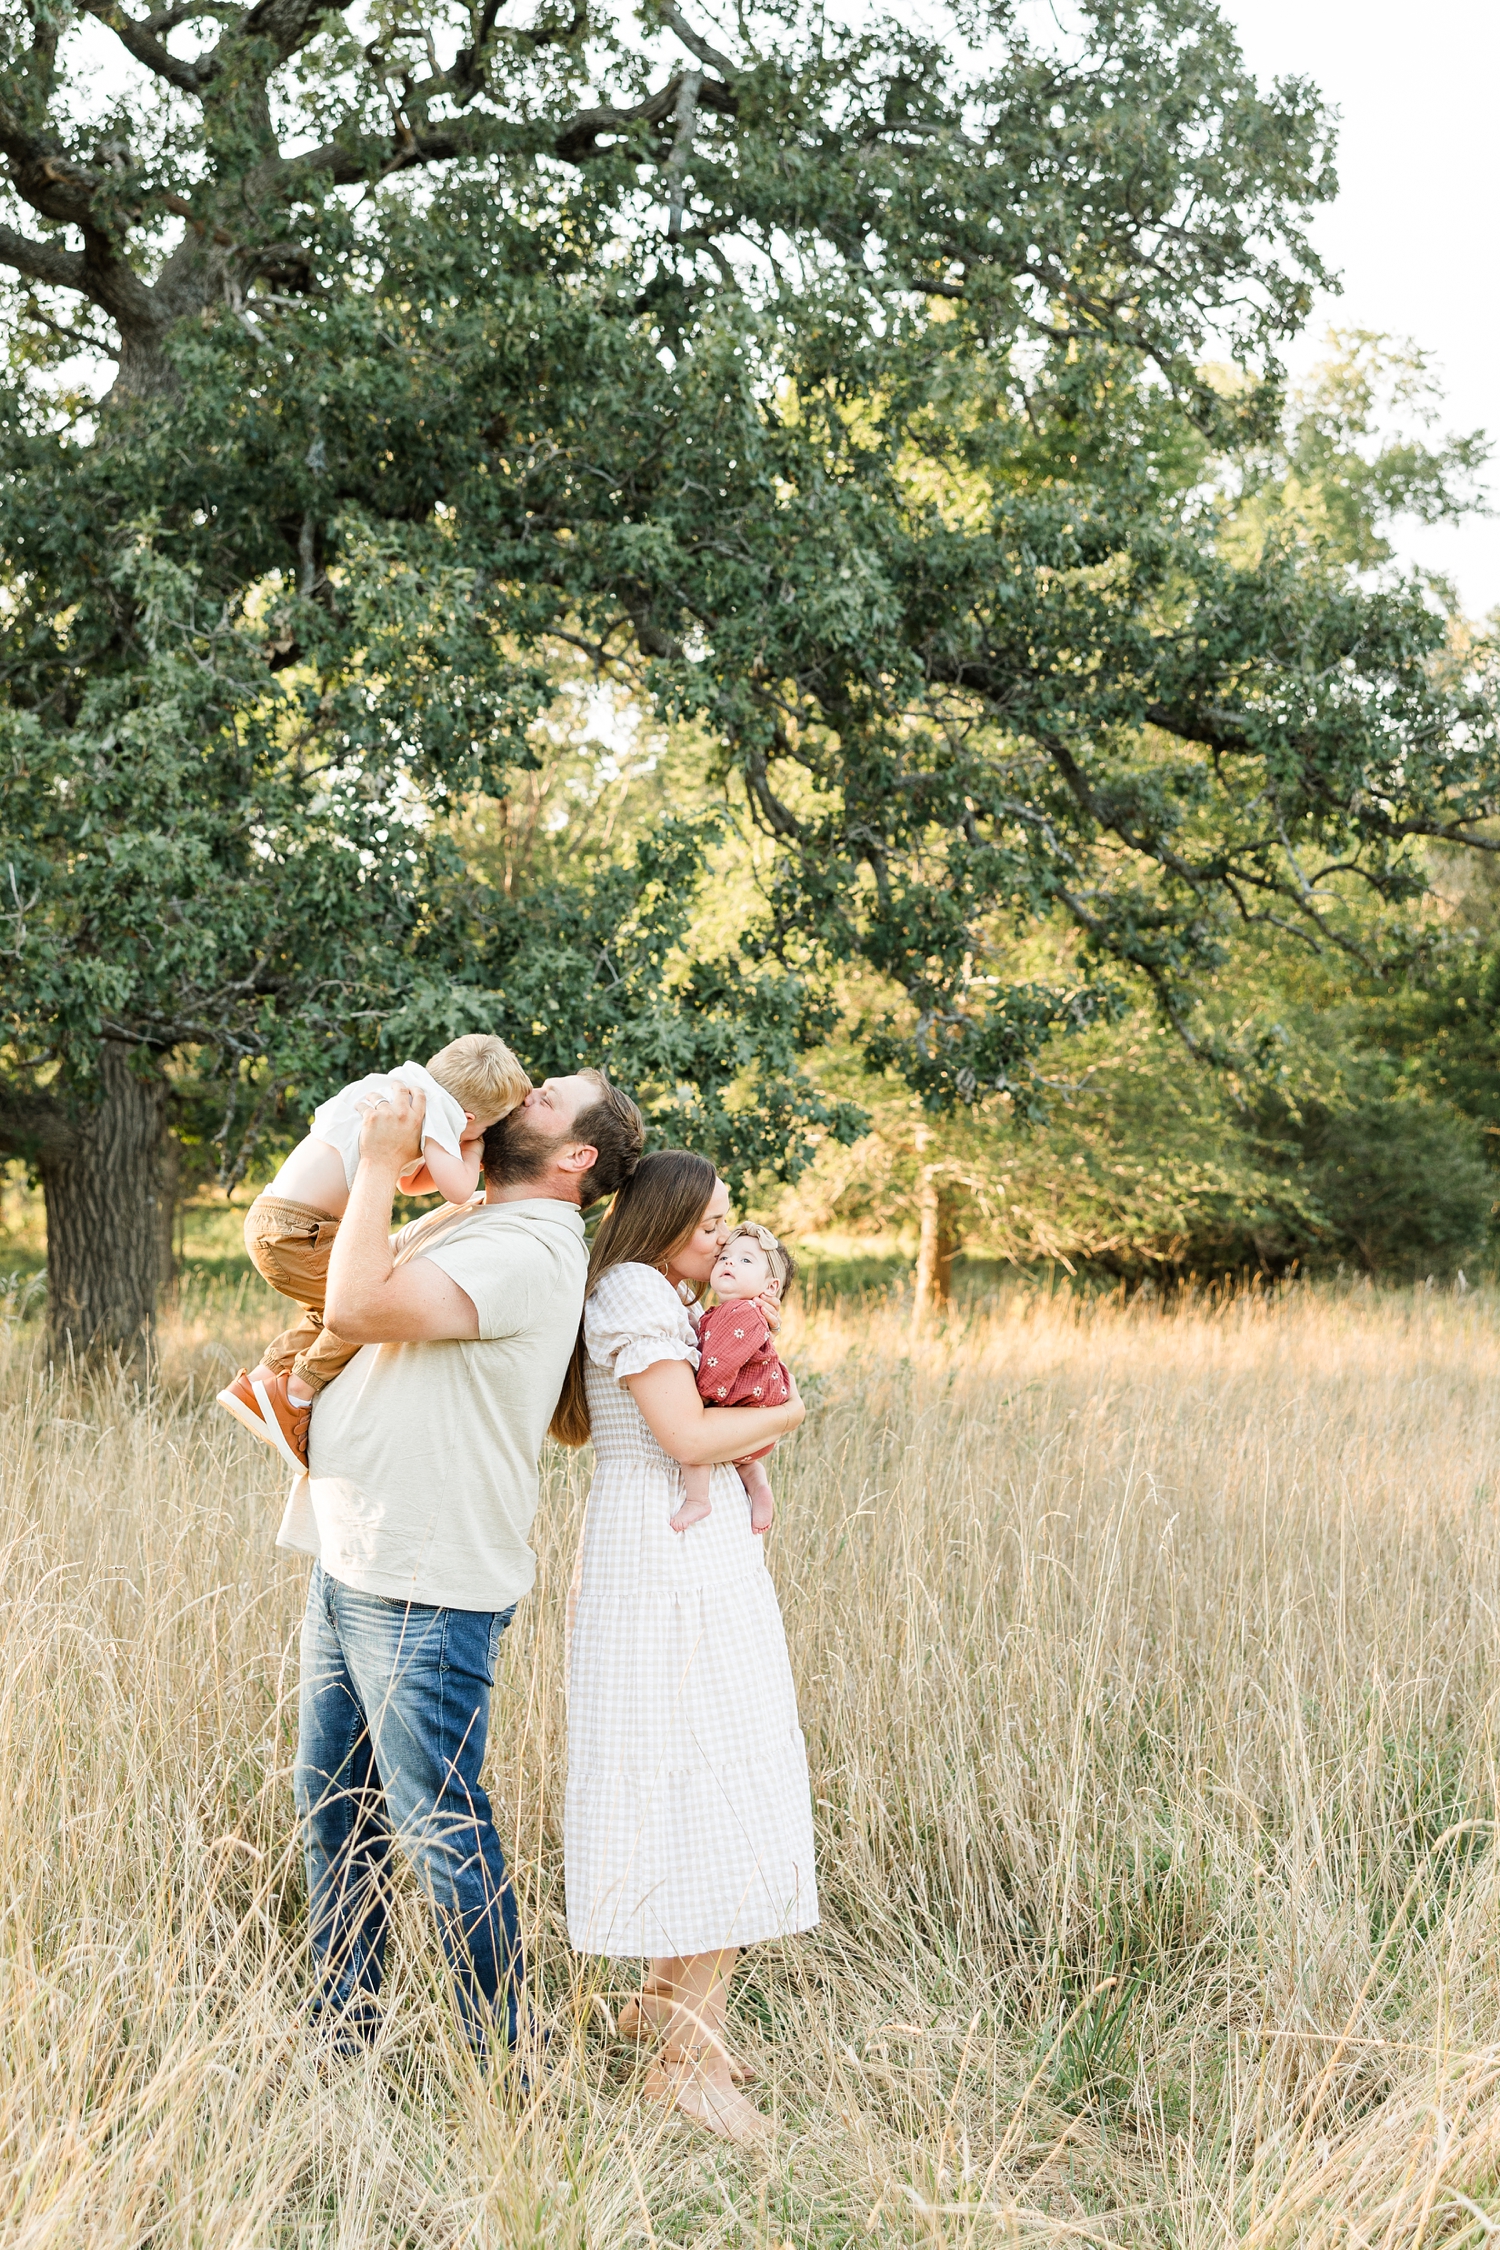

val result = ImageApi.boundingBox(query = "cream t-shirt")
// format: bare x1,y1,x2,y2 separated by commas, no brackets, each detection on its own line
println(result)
276,1197,587,1611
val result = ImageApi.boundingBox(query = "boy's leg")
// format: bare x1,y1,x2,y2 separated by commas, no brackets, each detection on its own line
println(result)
736,1458,775,1535
669,1464,714,1534
220,1201,337,1462
328,1580,524,2052
259,1308,325,1384
292,1321,363,1395
286,1200,445,1398
242,1202,342,1402
293,1564,396,2048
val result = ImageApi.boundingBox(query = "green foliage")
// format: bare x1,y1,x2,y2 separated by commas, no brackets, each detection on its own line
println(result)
1235,330,1490,573
1274,1078,1492,1278
1,0,1496,1247
1355,855,1500,1144
779,945,1496,1282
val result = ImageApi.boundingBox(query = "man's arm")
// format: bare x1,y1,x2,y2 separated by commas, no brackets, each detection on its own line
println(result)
323,1088,481,1345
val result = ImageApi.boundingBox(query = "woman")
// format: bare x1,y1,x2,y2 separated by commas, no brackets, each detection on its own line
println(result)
553,1151,816,2143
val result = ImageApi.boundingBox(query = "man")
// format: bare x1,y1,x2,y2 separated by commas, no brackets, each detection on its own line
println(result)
278,1066,646,2054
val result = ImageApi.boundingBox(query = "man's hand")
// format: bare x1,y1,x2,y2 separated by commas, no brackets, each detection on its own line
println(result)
357,1083,426,1174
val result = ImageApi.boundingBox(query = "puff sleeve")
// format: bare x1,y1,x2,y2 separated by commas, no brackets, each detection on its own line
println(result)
584,1263,701,1384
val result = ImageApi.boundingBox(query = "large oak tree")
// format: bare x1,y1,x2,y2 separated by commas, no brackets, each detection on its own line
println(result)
2,0,1496,1349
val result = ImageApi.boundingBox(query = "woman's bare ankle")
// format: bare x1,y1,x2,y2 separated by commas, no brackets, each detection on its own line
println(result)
648,2056,767,2141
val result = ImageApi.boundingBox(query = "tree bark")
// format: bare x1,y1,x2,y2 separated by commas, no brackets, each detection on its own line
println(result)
911,1122,958,1332
35,1044,176,1358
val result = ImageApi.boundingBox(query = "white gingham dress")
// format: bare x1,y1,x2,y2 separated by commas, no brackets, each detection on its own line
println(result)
564,1263,819,1958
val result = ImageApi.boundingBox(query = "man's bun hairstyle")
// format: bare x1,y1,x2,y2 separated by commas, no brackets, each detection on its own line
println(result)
569,1068,647,1209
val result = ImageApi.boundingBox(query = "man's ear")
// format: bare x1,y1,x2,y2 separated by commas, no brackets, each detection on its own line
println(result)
558,1141,599,1178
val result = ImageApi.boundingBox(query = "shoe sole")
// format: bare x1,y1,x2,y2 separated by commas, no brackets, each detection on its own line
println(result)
216,1386,280,1448
250,1376,310,1475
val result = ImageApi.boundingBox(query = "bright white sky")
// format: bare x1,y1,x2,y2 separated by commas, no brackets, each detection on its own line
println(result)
1221,0,1500,617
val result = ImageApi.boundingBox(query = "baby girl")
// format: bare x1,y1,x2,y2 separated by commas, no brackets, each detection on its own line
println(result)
216,1032,530,1471
670,1221,796,1536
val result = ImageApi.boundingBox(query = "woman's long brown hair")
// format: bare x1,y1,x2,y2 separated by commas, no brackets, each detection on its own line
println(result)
549,1150,719,1447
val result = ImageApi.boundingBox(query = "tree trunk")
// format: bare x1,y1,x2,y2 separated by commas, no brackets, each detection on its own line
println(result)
37,1044,175,1358
155,1123,181,1314
911,1122,958,1333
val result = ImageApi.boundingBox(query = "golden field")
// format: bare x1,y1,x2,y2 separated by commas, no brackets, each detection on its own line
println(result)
2,1264,1500,2246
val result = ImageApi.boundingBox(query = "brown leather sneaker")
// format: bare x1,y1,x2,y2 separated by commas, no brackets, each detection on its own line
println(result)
215,1367,311,1472
216,1368,272,1446
249,1370,312,1472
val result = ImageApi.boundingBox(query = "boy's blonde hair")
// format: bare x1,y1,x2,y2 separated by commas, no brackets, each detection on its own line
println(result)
426,1034,531,1122
725,1220,796,1299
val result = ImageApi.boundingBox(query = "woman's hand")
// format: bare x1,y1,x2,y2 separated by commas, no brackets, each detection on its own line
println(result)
780,1368,805,1434
755,1291,783,1335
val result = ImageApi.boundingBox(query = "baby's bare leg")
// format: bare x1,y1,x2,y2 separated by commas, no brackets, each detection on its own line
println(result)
670,1463,713,1534
737,1459,774,1535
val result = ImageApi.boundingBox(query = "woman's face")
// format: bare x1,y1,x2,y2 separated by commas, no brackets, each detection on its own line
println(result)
666,1177,731,1285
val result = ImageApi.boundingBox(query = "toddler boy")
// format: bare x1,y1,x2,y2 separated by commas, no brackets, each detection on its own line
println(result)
216,1033,530,1471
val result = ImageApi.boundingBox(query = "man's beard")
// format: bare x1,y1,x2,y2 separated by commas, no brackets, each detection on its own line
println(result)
482,1106,570,1185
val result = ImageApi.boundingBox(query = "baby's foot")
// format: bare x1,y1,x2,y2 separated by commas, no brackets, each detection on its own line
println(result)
749,1487,774,1535
669,1493,713,1534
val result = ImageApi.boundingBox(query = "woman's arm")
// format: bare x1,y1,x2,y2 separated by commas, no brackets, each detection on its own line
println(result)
625,1358,804,1468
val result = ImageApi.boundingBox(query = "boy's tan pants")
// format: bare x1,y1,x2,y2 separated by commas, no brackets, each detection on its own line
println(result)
243,1194,358,1392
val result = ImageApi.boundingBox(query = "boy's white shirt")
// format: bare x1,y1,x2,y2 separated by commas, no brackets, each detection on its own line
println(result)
310,1061,467,1190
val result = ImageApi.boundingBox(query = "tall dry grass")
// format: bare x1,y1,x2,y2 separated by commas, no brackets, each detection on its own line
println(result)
2,1268,1500,2244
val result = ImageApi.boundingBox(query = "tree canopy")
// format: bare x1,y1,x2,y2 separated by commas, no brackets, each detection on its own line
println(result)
2,0,1496,1343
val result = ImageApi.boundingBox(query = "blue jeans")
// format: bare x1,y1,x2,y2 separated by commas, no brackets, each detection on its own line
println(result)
294,1563,521,2050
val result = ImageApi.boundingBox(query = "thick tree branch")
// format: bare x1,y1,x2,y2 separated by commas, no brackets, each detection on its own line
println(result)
452,0,585,103
0,221,86,293
658,2,740,81
231,0,352,66
274,73,727,190
1145,700,1257,754
664,67,702,238
554,74,727,163
0,127,162,338
742,741,804,839
77,0,208,93
1349,807,1500,853
73,0,358,105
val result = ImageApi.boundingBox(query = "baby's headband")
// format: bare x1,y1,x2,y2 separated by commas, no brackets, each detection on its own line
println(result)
725,1220,794,1295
